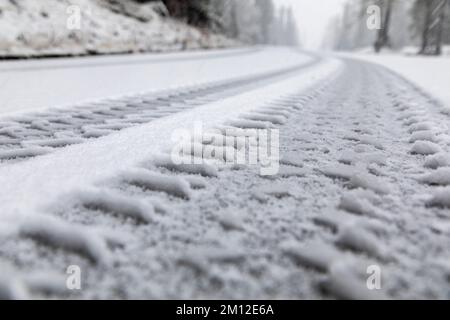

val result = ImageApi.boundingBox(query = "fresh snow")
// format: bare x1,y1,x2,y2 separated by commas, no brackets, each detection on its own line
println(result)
2,48,450,299
424,153,450,169
0,0,235,58
0,55,340,223
410,141,442,155
281,240,343,272
417,168,450,186
0,48,311,116
352,53,450,112
120,169,193,200
427,187,450,208
74,188,156,224
19,214,114,265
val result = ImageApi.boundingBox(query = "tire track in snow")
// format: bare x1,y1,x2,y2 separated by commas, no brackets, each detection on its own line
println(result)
0,54,321,163
2,57,450,299
0,57,340,299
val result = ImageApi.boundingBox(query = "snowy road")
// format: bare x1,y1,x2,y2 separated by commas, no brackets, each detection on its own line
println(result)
0,47,310,116
1,48,450,299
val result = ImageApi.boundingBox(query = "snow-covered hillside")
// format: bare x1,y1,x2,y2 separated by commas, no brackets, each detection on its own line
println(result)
0,0,236,58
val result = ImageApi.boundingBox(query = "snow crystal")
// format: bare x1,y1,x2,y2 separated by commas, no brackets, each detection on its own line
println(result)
403,116,424,126
323,260,387,300
280,153,303,167
338,191,379,218
427,187,450,208
281,240,342,272
0,137,20,145
313,213,350,233
241,113,287,125
409,130,436,143
0,127,20,138
359,135,384,150
177,141,236,163
258,108,291,118
353,127,373,135
410,141,442,155
397,111,426,121
339,151,358,165
19,215,112,265
152,155,218,177
429,221,450,235
23,272,67,295
96,228,129,249
417,168,450,186
293,132,315,142
202,133,246,151
228,119,274,130
363,153,387,166
252,184,293,202
336,225,389,260
424,153,450,169
90,123,132,131
343,133,360,142
24,138,85,148
184,176,207,189
320,163,357,180
276,166,307,178
217,126,258,139
0,274,29,300
408,122,433,133
339,150,387,166
191,246,247,264
314,210,390,239
75,189,156,224
177,253,210,274
354,144,370,153
120,169,192,199
349,172,391,195
0,147,52,160
217,211,246,232
82,129,113,138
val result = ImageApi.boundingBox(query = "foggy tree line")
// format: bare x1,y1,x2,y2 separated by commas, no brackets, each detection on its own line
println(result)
330,0,450,55
138,0,300,46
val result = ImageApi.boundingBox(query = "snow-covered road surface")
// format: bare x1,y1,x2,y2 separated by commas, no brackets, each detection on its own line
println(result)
0,47,311,116
1,48,450,300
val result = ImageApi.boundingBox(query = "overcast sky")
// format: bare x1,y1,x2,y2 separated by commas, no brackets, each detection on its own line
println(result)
275,0,347,49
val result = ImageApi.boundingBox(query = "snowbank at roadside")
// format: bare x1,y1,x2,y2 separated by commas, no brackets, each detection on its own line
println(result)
353,46,450,56
0,0,237,58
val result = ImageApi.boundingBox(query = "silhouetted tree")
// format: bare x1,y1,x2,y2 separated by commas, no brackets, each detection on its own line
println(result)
414,0,448,55
256,0,276,44
374,0,393,52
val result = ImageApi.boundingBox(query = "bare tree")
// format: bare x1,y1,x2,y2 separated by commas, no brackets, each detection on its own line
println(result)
284,7,299,46
413,0,448,55
374,0,393,52
256,0,276,44
444,0,450,44
434,0,449,54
